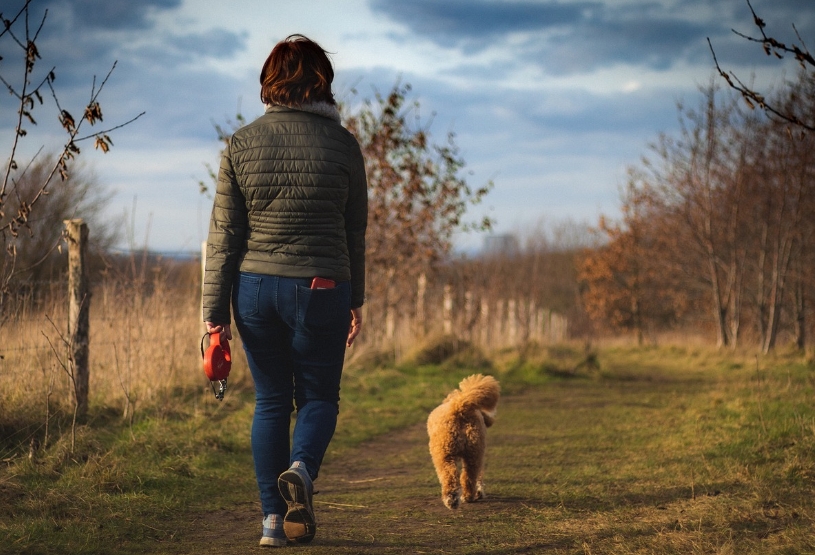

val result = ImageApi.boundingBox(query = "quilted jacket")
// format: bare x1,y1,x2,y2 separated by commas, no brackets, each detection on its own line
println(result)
202,103,368,324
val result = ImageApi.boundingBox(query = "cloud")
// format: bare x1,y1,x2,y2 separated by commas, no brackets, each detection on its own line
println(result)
165,29,247,59
368,0,814,76
370,0,593,43
49,0,183,30
1,0,249,128
2,0,246,79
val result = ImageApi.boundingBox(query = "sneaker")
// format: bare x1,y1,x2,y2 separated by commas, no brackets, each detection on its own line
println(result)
259,514,286,547
278,461,316,543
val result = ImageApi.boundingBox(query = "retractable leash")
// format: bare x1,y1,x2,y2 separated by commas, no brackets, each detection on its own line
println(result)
201,331,231,401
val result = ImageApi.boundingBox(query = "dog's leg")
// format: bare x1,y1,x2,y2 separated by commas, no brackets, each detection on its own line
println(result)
433,453,461,509
461,446,485,503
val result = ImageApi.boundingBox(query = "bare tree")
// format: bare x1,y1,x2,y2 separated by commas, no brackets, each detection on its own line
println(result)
745,80,815,352
641,85,753,347
343,82,493,306
579,74,815,350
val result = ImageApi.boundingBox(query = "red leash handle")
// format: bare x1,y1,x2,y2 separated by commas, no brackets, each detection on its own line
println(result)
202,331,232,381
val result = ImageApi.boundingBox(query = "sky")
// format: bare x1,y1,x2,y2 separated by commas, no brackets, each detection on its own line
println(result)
1,0,813,254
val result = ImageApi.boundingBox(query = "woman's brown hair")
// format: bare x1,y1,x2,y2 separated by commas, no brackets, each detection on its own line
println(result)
260,34,335,106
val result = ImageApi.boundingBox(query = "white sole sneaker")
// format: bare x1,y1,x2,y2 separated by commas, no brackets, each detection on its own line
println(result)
260,514,287,547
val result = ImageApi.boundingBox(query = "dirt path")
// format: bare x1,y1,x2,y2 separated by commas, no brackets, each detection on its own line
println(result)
180,373,726,554
183,387,561,554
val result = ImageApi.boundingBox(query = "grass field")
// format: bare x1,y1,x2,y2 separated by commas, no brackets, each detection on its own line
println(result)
1,342,814,554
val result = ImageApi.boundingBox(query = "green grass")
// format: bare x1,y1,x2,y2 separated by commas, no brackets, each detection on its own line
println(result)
1,343,814,554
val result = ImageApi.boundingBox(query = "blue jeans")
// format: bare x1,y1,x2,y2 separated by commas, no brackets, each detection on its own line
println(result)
233,272,351,517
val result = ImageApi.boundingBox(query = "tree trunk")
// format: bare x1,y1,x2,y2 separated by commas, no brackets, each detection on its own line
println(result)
794,273,806,350
707,253,729,348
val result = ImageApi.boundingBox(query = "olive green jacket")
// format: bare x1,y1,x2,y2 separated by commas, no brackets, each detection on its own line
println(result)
203,103,368,324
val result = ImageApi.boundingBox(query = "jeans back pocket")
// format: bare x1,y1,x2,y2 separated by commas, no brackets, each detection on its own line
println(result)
234,273,262,319
295,281,351,336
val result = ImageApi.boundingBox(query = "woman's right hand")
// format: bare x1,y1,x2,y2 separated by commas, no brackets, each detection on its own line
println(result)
205,321,233,341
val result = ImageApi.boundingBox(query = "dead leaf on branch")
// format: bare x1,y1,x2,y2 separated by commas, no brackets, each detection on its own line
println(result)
94,135,112,153
60,110,76,133
84,102,103,125
15,201,31,224
25,40,40,73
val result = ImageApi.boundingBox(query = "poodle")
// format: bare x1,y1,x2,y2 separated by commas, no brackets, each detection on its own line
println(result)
427,374,500,509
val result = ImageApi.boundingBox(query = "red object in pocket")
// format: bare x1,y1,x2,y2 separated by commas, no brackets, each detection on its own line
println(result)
311,277,336,289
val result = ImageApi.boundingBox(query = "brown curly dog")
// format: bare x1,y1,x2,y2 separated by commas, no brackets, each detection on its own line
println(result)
427,374,500,509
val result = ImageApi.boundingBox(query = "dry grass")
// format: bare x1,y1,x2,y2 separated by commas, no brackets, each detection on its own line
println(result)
1,280,201,416
1,338,814,554
0,266,257,462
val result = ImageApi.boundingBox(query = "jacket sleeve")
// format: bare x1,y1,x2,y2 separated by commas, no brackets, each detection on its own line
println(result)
345,138,368,309
202,139,247,323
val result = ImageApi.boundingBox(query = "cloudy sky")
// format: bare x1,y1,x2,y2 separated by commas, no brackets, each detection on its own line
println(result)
1,0,813,254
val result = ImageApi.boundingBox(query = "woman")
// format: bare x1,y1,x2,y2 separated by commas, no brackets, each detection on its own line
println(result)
203,34,367,547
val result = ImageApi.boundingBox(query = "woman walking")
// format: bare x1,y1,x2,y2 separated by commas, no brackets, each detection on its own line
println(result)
202,34,367,547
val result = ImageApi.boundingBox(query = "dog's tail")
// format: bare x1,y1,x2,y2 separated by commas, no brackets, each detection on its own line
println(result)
452,374,500,425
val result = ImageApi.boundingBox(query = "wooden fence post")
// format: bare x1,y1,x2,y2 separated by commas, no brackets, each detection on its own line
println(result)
464,291,474,340
385,306,395,340
480,298,490,347
443,284,453,335
416,273,426,336
495,299,505,347
65,219,90,419
508,299,517,345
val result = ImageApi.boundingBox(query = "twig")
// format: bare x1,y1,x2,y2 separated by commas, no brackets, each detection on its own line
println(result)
706,0,815,132
344,477,385,483
35,349,57,451
0,0,34,41
42,311,84,454
313,500,368,508
2,3,144,249
708,38,815,131
74,112,146,143
113,342,136,434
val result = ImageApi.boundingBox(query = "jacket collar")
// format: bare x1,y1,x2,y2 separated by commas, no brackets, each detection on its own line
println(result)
265,101,341,123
